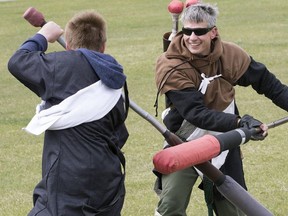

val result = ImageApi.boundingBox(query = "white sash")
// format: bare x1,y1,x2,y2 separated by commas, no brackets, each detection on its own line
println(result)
24,80,122,135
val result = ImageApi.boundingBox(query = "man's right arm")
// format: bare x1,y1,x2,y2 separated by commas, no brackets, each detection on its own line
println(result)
165,88,240,132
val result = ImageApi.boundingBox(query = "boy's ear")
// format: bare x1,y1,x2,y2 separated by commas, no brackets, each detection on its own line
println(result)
99,43,106,53
65,41,71,50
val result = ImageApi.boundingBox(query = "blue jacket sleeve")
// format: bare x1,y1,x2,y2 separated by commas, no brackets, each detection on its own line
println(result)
7,34,53,97
19,33,48,52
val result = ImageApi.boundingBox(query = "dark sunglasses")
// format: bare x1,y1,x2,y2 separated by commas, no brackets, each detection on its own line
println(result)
182,26,214,36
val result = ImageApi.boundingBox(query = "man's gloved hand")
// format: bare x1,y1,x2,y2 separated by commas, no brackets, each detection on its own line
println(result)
238,114,268,141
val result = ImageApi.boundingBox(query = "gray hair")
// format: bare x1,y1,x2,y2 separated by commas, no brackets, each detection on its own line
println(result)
180,3,219,28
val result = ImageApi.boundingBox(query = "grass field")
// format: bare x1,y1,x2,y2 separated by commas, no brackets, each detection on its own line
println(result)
1,0,288,215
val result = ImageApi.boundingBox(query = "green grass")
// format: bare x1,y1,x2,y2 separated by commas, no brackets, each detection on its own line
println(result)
1,0,288,215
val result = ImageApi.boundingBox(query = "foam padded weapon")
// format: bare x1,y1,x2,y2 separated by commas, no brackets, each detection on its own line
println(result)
130,100,273,216
23,7,66,48
153,116,288,175
163,0,184,51
153,128,251,174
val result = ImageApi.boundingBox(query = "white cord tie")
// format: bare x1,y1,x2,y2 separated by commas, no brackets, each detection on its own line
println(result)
198,73,222,94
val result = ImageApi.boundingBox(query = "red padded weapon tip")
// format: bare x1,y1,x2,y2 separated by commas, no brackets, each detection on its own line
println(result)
168,0,184,14
153,134,220,174
23,7,45,27
185,0,199,8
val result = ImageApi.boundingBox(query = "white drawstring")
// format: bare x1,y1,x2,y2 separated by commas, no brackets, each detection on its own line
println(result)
198,73,222,94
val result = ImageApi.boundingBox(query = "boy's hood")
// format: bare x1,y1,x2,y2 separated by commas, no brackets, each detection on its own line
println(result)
78,48,126,89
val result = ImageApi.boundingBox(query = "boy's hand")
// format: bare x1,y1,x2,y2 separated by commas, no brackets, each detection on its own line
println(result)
38,21,64,43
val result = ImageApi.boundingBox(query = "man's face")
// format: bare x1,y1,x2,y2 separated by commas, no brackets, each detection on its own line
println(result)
182,21,217,56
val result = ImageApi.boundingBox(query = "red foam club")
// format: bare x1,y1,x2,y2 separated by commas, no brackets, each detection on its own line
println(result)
153,134,220,174
185,0,199,7
23,7,45,27
168,0,184,14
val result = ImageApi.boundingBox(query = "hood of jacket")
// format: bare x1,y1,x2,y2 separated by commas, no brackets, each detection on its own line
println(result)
78,48,126,89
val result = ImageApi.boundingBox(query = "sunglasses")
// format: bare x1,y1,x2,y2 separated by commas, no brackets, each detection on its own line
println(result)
182,27,214,36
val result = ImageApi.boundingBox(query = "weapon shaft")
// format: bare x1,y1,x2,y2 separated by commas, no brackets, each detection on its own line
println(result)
267,116,288,129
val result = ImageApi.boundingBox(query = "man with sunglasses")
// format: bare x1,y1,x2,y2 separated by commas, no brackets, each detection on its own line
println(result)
154,2,288,216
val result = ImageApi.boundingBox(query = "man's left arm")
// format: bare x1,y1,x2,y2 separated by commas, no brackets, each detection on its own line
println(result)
236,57,288,111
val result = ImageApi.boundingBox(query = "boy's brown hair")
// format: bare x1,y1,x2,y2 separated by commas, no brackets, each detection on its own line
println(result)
65,10,107,51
